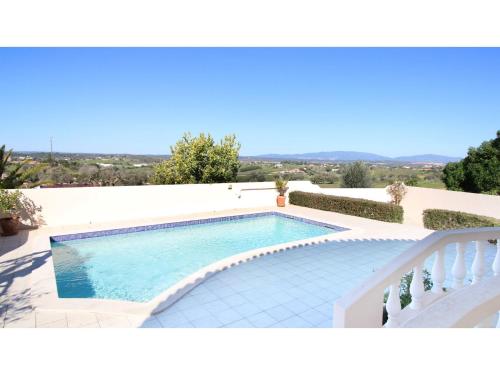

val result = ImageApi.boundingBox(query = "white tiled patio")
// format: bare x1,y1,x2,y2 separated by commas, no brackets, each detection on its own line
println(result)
150,238,416,328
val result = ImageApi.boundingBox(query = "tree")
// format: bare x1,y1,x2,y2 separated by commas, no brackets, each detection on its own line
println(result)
150,133,240,184
442,162,464,191
0,145,43,188
442,131,499,194
341,161,372,188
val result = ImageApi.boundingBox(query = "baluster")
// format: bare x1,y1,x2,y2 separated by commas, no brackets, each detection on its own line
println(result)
492,240,500,277
431,248,446,294
472,241,486,284
385,284,401,328
410,264,425,309
493,241,500,328
452,242,467,289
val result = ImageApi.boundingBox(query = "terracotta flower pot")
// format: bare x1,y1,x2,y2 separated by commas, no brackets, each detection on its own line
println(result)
0,217,20,236
276,195,286,207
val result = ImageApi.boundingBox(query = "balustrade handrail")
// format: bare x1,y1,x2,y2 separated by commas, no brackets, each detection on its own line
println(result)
401,275,500,328
333,227,500,328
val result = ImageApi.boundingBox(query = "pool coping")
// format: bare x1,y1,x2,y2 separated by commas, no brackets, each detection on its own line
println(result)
30,209,354,317
49,211,347,242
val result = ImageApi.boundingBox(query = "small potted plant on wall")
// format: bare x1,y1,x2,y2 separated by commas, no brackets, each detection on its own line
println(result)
0,189,22,236
275,178,288,207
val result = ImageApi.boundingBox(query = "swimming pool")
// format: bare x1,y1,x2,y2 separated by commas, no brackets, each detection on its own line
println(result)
50,212,346,302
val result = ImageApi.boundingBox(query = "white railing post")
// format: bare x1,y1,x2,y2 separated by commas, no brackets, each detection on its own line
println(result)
493,240,500,328
492,240,500,277
452,242,467,289
410,264,425,310
384,284,401,328
431,248,446,294
472,241,487,285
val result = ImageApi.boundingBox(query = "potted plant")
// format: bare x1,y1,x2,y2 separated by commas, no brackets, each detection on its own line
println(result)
0,189,22,236
275,178,288,207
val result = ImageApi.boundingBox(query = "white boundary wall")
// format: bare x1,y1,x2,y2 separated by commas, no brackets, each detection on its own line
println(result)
17,181,321,227
402,187,500,226
318,187,391,203
11,182,500,228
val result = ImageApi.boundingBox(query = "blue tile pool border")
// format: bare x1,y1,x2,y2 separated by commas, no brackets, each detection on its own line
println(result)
50,211,348,243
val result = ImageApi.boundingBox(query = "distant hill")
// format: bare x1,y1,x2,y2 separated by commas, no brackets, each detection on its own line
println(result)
393,154,461,163
253,151,461,164
14,150,461,164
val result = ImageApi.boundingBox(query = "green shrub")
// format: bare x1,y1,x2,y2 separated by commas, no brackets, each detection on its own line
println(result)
423,209,500,230
289,191,404,223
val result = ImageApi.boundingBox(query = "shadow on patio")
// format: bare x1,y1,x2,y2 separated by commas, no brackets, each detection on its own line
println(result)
1,245,51,327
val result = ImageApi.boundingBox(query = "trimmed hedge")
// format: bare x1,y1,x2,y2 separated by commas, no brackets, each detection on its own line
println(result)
423,209,500,230
289,191,404,223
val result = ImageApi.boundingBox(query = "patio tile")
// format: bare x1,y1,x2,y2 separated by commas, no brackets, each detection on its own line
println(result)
138,316,162,328
98,315,131,328
222,293,248,307
232,302,263,317
222,318,254,328
282,299,311,315
279,315,314,328
314,302,334,317
157,312,191,327
35,311,67,326
315,319,333,328
78,321,101,328
181,306,212,321
298,309,330,326
38,319,68,328
202,299,231,314
300,294,325,308
265,305,295,322
253,296,281,310
213,308,243,326
246,312,277,328
211,286,237,299
4,313,36,328
190,315,222,328
268,291,295,305
192,291,219,304
66,312,99,328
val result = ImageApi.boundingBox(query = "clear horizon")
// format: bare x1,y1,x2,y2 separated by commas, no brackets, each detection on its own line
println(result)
1,48,499,157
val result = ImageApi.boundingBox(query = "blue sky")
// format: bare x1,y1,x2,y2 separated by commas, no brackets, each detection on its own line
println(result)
1,48,499,157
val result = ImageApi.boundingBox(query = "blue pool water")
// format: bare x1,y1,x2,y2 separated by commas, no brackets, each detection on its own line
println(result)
51,213,341,302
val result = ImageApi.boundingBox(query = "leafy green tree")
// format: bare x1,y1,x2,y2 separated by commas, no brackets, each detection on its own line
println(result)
442,131,499,194
0,145,43,188
442,161,465,191
150,133,240,184
341,161,372,188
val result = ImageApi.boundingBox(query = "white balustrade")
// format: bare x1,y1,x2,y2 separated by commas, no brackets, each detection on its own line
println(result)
409,264,425,309
431,248,446,294
384,284,401,328
452,242,467,289
333,227,500,328
472,241,487,284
